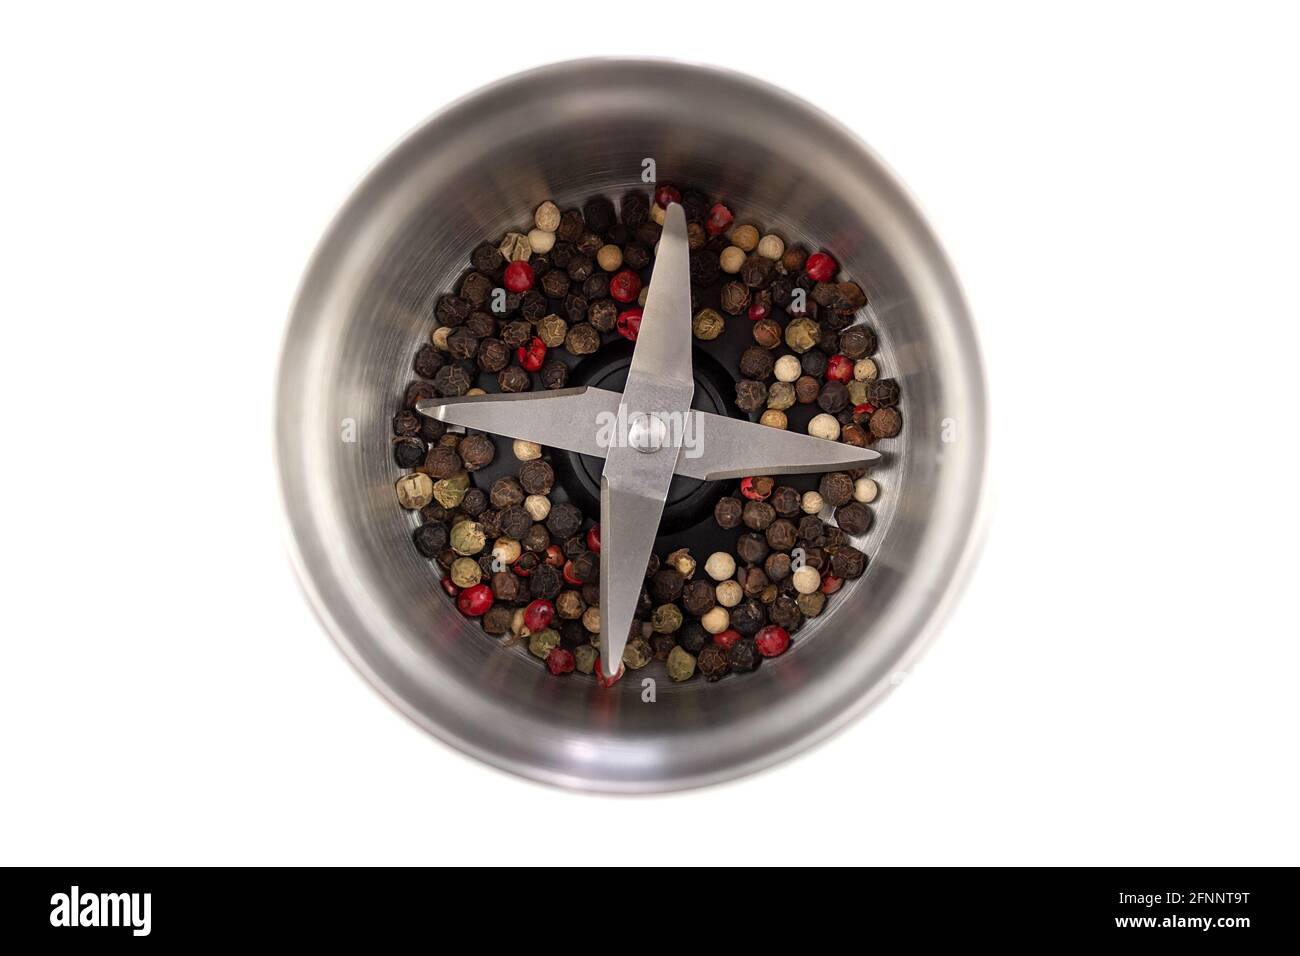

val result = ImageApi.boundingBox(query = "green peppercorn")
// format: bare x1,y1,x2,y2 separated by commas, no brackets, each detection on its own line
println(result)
395,473,434,510
692,308,725,340
528,628,561,659
433,473,470,509
785,317,820,353
667,645,697,682
450,556,481,588
652,603,684,634
573,644,598,674
623,636,654,670
449,520,485,556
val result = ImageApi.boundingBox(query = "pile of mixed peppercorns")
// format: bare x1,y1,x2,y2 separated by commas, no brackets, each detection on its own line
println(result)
391,185,901,684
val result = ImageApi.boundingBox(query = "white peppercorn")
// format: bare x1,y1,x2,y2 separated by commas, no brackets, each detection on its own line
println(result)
431,326,452,351
808,413,841,441
596,244,623,272
720,246,746,274
792,565,822,594
492,537,522,566
854,358,879,382
801,490,825,514
534,200,561,232
527,228,556,254
701,606,730,635
715,580,743,608
582,606,601,634
760,409,788,429
730,223,759,252
513,439,542,461
854,477,879,503
705,551,736,581
774,355,801,383
756,233,785,261
523,494,551,521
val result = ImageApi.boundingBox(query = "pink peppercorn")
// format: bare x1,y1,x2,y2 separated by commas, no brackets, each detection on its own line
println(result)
747,301,769,322
546,647,575,676
562,560,582,585
820,574,843,595
754,625,790,657
503,260,534,292
586,524,601,553
440,576,460,598
456,584,494,617
516,336,546,372
706,202,734,237
713,629,742,651
523,599,554,633
616,308,642,341
739,476,773,501
826,354,854,383
609,269,642,303
544,545,565,568
654,185,681,208
805,252,836,282
594,655,624,688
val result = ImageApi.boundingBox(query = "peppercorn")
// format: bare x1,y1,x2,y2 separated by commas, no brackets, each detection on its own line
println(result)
435,294,471,327
720,246,745,274
535,357,567,391
689,248,721,286
649,603,682,634
393,409,422,438
752,317,782,349
740,476,774,500
817,472,854,509
681,579,717,617
666,645,697,681
497,365,531,393
538,267,569,298
697,644,730,682
798,590,828,618
565,322,601,356
714,580,742,608
765,518,798,552
520,523,550,555
743,500,776,531
487,477,522,510
568,550,598,584
817,381,850,415
622,636,654,671
491,570,524,605
854,478,879,503
616,307,642,340
807,413,840,442
395,473,434,510
867,378,901,408
392,436,425,469
783,316,818,354
737,565,768,597
735,347,773,382
456,433,495,472
413,522,449,559
736,533,770,566
564,255,593,284
513,459,552,497
735,379,768,414
869,406,903,439
719,280,751,315
730,598,766,636
692,307,725,340
545,502,583,540
460,488,488,518
520,291,547,322
430,362,471,398
586,298,619,333
830,545,868,580
835,501,873,536
553,589,584,621
714,497,743,529
413,343,449,381
797,514,825,544
449,521,485,557
762,382,794,413
763,552,792,581
528,563,562,601
493,505,527,541
741,255,774,289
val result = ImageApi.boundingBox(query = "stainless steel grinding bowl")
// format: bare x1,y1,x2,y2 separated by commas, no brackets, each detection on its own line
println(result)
276,58,989,791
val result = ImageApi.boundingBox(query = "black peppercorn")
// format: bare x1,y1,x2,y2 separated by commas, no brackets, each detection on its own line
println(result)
728,639,761,673
742,500,776,531
736,533,770,566
678,621,709,654
689,249,720,286
867,378,901,408
498,320,528,350
471,241,504,275
563,292,588,324
546,502,583,540
624,243,652,270
403,380,437,410
422,445,461,480
393,436,425,469
798,591,827,618
556,209,585,243
719,280,751,315
529,564,562,601
753,317,782,349
566,255,594,283
518,291,546,322
588,299,618,332
770,486,801,517
769,594,803,631
457,433,495,471
460,488,488,518
392,409,421,437
735,379,768,414
540,269,570,299
819,472,854,508
835,502,873,536
582,273,609,301
519,459,554,496
459,271,492,308
539,358,569,390
766,518,798,551
497,365,531,393
738,565,769,597
652,633,677,661
491,570,524,604
869,406,903,439
650,568,685,604
797,514,825,544
433,364,472,397
697,644,730,682
435,294,470,327
681,579,717,617
739,346,775,380
581,196,616,235
741,255,774,289
839,325,877,359
490,476,524,509
800,350,828,378
620,191,650,228
794,376,821,404
472,337,506,374
569,550,598,584
412,522,448,558
830,545,868,579
731,598,766,636
522,523,550,554
818,380,850,414
499,505,532,540
420,502,453,527
714,497,743,529
565,322,601,356
764,552,792,581
482,605,513,635
413,343,446,380
446,328,478,361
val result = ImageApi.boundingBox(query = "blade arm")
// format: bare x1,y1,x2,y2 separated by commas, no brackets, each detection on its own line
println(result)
674,410,881,481
415,387,622,458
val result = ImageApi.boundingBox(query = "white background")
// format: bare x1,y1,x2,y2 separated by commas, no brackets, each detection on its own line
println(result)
2,2,1297,865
